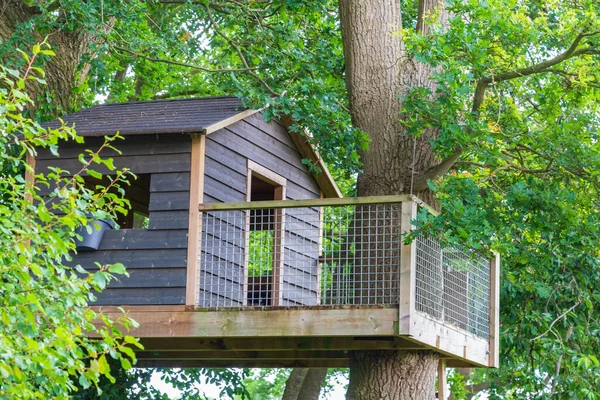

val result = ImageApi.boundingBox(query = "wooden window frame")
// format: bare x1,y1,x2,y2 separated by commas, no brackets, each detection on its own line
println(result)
245,160,286,306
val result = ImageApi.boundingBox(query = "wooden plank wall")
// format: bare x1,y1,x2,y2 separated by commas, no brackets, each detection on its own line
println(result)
38,135,192,305
200,113,321,307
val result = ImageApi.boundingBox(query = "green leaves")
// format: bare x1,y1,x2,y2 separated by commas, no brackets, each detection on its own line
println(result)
0,48,140,399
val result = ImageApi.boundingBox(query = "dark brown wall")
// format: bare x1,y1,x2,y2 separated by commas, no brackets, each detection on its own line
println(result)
37,134,191,305
199,114,321,306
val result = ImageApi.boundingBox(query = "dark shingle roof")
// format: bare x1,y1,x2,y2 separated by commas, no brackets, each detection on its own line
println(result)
43,97,247,136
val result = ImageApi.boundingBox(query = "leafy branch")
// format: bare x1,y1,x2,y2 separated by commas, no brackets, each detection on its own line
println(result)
113,46,258,73
418,30,600,185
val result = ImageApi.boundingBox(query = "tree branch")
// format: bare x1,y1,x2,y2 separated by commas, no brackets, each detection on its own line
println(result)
432,31,600,184
113,46,258,73
531,302,581,341
411,146,463,192
202,3,280,96
472,32,599,112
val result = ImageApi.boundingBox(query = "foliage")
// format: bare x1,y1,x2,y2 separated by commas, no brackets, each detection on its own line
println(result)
0,44,141,398
402,0,600,397
248,230,274,277
3,0,600,398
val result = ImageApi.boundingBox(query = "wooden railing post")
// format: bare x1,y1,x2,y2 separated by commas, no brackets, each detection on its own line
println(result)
489,252,501,367
186,134,206,309
399,197,417,335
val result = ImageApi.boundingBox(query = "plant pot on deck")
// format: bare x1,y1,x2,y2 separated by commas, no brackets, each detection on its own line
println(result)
75,218,115,252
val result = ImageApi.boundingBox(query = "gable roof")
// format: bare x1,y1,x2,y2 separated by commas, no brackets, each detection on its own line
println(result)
42,97,248,136
43,97,342,198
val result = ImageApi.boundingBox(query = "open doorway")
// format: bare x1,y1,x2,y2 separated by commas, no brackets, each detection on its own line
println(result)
245,161,286,306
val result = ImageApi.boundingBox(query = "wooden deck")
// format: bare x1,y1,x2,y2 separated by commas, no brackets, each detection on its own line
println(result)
94,305,492,368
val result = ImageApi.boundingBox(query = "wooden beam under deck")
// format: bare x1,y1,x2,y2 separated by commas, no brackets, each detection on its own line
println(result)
137,359,349,368
94,306,491,368
98,307,399,338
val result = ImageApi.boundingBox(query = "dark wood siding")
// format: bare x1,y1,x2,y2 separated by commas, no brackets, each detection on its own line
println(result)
199,114,321,306
44,135,191,306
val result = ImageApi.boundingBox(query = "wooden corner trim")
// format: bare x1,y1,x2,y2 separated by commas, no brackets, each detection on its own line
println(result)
278,115,342,199
203,109,260,135
185,135,206,307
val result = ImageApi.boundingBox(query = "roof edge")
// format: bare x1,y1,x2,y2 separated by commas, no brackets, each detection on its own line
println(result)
203,109,260,134
278,115,343,199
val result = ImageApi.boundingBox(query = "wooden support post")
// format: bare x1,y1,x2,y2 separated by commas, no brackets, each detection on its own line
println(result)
489,252,500,367
316,191,324,305
25,152,36,204
438,359,447,399
272,185,286,306
399,198,417,335
185,135,206,309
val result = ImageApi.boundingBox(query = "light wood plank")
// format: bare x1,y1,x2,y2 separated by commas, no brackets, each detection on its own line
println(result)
203,109,260,134
279,115,342,198
408,312,490,367
136,359,348,368
316,191,324,305
272,185,286,306
248,159,287,187
489,252,501,367
438,359,447,399
25,152,36,204
136,349,347,360
198,194,414,211
137,336,423,352
97,307,399,338
186,135,206,307
91,305,186,313
399,199,417,335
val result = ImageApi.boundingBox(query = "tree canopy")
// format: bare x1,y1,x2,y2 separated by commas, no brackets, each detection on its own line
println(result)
1,0,600,398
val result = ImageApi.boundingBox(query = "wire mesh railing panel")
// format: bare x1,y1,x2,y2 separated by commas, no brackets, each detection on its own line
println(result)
197,211,247,308
197,203,403,308
415,235,491,340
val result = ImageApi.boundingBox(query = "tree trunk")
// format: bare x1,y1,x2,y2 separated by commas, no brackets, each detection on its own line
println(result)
283,368,327,400
347,351,439,399
0,0,94,116
339,0,450,398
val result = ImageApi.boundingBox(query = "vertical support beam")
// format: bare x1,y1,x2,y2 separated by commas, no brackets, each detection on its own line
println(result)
399,198,417,335
272,185,286,306
489,252,501,367
186,135,206,309
437,359,447,399
25,152,36,204
316,191,324,305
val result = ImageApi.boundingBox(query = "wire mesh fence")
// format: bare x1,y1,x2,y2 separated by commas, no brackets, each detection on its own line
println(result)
197,202,402,308
196,198,491,340
415,235,491,339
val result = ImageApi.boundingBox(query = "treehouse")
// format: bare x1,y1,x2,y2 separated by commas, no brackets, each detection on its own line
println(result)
34,97,499,374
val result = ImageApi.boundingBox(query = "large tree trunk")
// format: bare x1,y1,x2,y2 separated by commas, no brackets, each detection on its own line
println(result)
347,351,439,399
0,0,94,115
339,0,449,398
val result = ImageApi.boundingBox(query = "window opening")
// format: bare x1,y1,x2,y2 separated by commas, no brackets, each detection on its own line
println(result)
247,173,284,306
83,174,150,229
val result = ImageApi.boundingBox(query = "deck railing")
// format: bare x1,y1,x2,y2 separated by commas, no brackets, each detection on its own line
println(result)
196,195,493,341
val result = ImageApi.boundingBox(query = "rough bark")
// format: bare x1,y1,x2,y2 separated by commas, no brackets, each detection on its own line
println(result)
0,0,94,115
283,368,327,400
339,0,450,205
339,0,450,398
347,351,440,399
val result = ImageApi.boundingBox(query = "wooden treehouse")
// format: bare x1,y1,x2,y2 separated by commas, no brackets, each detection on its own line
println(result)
34,97,500,371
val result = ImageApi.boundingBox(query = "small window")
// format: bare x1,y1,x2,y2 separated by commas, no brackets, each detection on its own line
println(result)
83,174,150,229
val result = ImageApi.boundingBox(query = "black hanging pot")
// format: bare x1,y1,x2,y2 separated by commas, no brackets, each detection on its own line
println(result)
75,218,115,252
